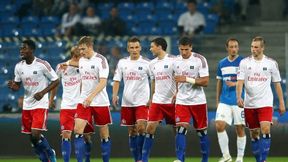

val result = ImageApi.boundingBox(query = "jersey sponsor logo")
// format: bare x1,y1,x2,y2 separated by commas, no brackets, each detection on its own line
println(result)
64,77,81,87
248,73,268,82
24,77,39,86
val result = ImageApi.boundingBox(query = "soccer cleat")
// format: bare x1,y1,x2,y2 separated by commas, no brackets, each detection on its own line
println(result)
235,157,243,162
218,155,232,162
48,149,57,162
173,160,182,162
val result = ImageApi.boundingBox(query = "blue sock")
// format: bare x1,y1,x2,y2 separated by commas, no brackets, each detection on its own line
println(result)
251,138,261,162
197,130,209,162
37,136,56,162
62,138,71,162
129,136,138,161
85,141,92,162
74,134,85,162
33,145,49,162
101,138,111,162
137,134,145,161
142,134,154,162
261,134,271,161
175,127,188,162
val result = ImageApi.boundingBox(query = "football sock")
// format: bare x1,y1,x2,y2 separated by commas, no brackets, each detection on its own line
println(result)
101,137,111,162
237,136,246,158
142,134,154,162
129,135,138,161
261,134,271,161
84,140,92,162
62,138,71,162
197,130,209,162
175,127,187,162
251,137,261,162
74,134,85,162
217,131,230,157
137,133,145,160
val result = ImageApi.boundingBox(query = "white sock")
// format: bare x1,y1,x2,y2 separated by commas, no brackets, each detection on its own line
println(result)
237,136,246,158
217,131,230,156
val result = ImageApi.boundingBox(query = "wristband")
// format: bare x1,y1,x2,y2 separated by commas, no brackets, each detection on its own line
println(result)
186,77,196,84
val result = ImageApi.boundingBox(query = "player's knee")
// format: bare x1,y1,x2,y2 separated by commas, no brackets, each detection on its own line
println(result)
176,126,188,135
196,129,207,137
250,129,260,139
146,124,157,134
62,131,72,139
215,121,226,132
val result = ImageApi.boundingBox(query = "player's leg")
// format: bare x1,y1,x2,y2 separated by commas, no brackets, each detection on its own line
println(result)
30,109,56,162
258,107,273,162
60,109,75,162
191,104,209,162
245,108,261,162
93,106,112,162
142,103,161,162
135,106,148,161
233,106,246,162
83,133,92,162
175,104,191,162
215,103,233,162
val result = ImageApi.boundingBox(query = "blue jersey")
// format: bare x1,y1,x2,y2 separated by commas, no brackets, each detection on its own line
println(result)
216,56,244,105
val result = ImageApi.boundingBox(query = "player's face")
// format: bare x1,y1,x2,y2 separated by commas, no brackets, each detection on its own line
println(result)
127,41,141,59
251,41,264,57
226,41,239,57
78,44,91,59
19,43,33,60
150,42,160,57
179,44,192,59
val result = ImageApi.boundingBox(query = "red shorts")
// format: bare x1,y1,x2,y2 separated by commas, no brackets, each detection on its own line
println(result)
75,104,112,126
175,104,208,130
121,106,148,126
21,109,48,134
244,107,273,129
148,103,175,125
60,109,94,134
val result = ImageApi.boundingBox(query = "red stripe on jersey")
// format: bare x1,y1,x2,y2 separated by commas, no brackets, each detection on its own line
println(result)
36,58,52,71
193,53,207,68
96,53,107,69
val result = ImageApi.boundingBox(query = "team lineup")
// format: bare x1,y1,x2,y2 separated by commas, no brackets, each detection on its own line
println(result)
7,36,286,162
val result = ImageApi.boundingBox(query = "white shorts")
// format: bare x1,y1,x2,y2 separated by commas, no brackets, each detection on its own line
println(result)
215,103,245,125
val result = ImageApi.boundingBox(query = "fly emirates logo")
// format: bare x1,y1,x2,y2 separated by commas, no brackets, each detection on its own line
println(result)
155,72,170,80
126,72,141,80
24,77,39,86
248,72,268,82
82,71,97,80
64,77,81,86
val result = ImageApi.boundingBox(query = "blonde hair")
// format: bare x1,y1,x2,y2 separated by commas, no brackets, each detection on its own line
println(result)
252,36,265,47
70,46,80,58
78,36,94,47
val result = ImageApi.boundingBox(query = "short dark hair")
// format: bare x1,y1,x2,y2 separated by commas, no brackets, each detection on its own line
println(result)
187,0,197,5
151,37,167,51
225,38,239,47
22,39,36,51
128,37,140,44
178,36,192,46
252,36,265,47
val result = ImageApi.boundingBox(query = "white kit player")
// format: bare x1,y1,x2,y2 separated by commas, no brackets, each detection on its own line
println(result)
142,37,176,162
49,46,94,162
112,37,150,162
8,40,58,162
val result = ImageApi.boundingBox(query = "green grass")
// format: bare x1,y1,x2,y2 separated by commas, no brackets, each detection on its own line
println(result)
1,157,288,162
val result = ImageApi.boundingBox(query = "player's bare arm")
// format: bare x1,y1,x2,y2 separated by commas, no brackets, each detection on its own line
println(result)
274,82,286,116
83,78,107,107
216,79,222,107
7,80,21,91
112,80,120,107
225,81,236,87
34,79,60,101
236,80,244,108
49,84,59,109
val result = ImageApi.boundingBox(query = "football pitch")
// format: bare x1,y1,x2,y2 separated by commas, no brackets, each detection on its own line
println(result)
1,157,288,162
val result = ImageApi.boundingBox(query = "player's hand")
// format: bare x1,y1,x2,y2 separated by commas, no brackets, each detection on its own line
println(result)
172,95,177,104
146,99,152,107
83,96,93,107
174,75,186,83
112,95,119,107
237,98,244,108
34,92,45,101
225,81,236,87
49,100,56,110
7,80,20,91
59,63,68,71
278,104,286,116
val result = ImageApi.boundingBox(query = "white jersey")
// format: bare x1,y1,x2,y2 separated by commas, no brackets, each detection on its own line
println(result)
237,55,281,108
14,57,58,110
56,63,81,109
113,56,150,107
173,53,209,105
150,53,176,104
79,52,110,106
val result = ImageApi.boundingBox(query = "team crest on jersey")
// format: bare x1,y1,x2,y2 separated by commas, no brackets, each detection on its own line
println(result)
190,66,194,69
33,71,37,74
164,65,168,68
263,67,267,71
138,67,143,70
91,65,95,69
